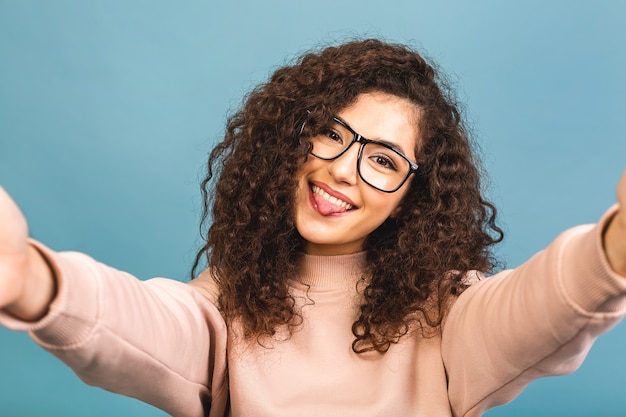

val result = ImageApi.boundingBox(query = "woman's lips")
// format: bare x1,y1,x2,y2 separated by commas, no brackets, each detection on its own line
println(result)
309,182,356,216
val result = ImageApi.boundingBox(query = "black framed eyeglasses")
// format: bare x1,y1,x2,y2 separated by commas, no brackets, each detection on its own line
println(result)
308,116,419,193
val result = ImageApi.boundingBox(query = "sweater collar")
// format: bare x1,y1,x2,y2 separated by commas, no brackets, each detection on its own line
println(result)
295,251,368,291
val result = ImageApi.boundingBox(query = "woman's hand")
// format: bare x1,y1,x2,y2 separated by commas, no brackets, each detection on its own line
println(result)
0,187,56,321
604,170,626,277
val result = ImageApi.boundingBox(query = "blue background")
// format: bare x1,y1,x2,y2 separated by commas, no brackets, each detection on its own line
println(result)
1,0,625,415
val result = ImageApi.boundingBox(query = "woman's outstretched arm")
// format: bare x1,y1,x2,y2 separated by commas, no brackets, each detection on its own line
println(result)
0,187,229,417
443,169,626,415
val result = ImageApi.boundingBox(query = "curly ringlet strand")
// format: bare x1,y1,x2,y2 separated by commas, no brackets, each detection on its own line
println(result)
191,38,503,353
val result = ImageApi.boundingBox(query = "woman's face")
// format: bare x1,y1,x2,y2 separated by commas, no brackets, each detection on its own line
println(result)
294,92,420,255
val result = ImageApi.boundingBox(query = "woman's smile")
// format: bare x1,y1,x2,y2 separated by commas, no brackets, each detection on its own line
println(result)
309,182,356,215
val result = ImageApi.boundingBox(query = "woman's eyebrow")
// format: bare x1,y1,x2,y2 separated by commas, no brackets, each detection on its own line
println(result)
337,117,410,156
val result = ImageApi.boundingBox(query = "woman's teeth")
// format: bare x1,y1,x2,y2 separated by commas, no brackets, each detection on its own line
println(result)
311,185,354,210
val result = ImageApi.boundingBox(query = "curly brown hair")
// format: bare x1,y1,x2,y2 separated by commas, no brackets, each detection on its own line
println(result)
192,38,503,353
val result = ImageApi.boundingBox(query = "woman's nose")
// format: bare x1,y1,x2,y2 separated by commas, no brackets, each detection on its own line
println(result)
327,143,360,185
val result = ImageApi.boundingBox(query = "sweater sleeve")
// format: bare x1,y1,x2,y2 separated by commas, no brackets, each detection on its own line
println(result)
0,242,229,417
442,206,626,417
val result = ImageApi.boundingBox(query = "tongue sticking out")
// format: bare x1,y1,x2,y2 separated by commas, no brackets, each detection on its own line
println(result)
312,192,350,216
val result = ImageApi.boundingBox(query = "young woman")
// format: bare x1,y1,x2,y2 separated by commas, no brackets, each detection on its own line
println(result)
1,39,625,417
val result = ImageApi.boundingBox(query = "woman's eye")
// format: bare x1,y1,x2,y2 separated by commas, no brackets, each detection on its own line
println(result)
371,155,398,171
321,128,343,144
